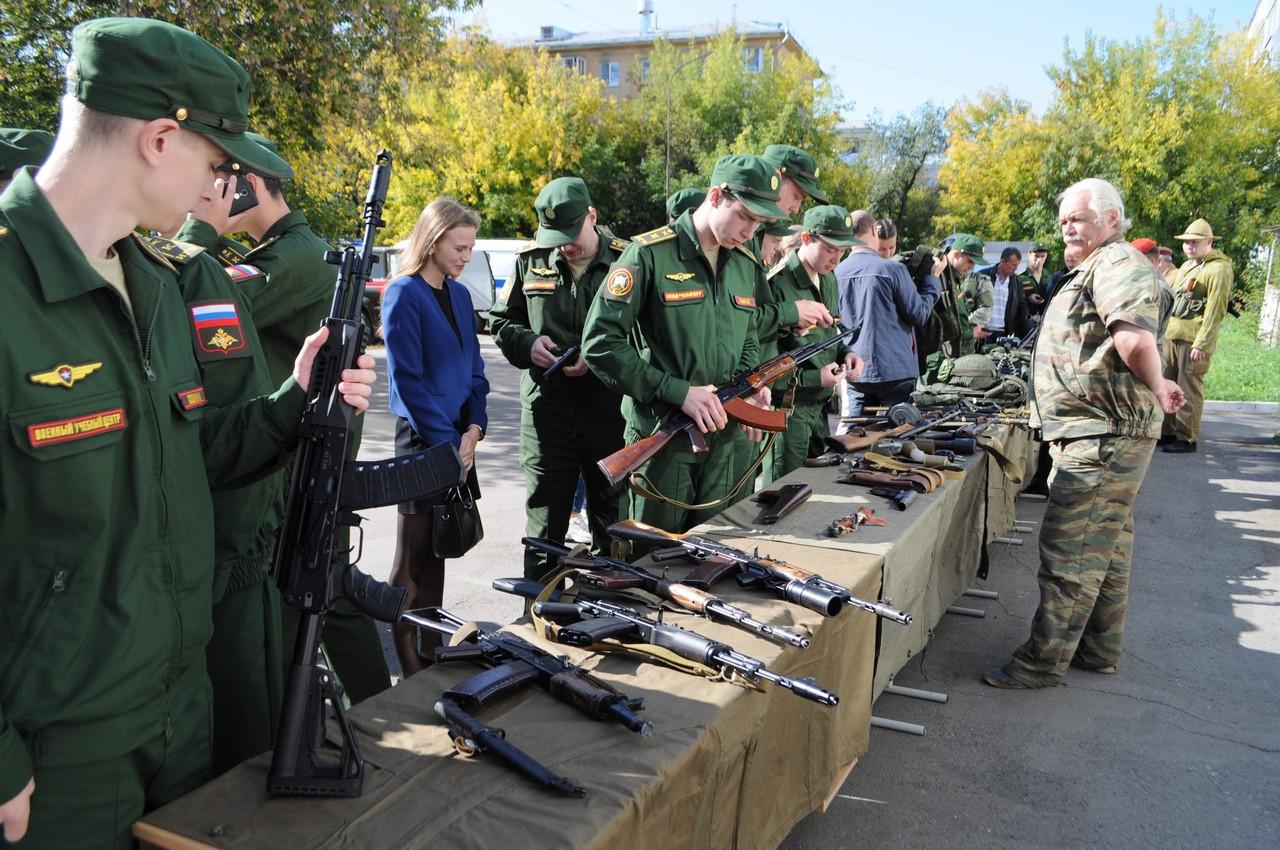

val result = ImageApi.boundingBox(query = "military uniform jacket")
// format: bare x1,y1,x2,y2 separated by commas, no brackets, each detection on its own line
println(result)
581,211,761,450
489,226,627,415
769,251,846,405
750,238,797,362
1030,234,1163,441
178,210,334,385
0,171,304,799
1166,249,1233,354
921,263,978,357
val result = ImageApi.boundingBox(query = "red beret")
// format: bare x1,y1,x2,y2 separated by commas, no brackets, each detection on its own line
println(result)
1129,238,1158,254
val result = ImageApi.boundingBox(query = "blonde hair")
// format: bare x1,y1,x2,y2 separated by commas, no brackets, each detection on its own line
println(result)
400,197,481,278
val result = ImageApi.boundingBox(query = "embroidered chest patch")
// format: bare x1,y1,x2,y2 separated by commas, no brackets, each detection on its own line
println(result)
661,288,705,304
188,300,252,361
732,295,757,308
29,362,103,389
28,408,127,448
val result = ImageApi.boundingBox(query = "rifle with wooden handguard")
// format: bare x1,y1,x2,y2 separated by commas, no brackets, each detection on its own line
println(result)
522,537,810,648
492,579,839,707
402,607,653,797
608,520,912,625
824,404,968,454
597,325,859,486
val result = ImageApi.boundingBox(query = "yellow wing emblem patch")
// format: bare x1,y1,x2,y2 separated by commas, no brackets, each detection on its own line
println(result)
29,362,104,389
665,272,696,282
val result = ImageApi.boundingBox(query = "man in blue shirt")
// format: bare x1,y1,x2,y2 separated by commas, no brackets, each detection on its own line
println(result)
836,210,942,420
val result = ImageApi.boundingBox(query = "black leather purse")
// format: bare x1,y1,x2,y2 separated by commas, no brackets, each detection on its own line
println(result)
432,485,483,558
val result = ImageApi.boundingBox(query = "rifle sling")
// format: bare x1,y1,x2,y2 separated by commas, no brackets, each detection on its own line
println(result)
627,432,778,513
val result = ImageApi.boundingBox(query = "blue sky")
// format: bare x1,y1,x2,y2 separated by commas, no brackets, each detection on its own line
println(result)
459,0,1262,122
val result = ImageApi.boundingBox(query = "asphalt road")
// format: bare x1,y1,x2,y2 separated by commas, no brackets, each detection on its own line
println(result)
358,346,1279,846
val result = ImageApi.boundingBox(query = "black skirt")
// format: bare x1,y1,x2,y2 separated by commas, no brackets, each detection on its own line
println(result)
395,417,481,515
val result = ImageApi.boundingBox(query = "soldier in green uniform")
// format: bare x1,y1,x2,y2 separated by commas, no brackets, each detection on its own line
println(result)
1020,241,1051,316
983,178,1184,689
179,135,393,709
581,154,787,533
768,205,863,476
0,18,377,845
0,129,54,192
920,233,987,373
490,177,630,579
666,187,705,222
1161,218,1233,454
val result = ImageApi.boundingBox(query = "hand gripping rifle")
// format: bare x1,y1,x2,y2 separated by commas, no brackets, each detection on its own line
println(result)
597,325,858,486
608,520,912,626
267,152,465,798
521,537,810,648
492,579,839,707
402,608,654,797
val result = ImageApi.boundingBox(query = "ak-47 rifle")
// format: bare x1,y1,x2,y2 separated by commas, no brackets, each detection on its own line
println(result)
609,520,912,626
597,325,858,486
267,152,465,798
492,579,839,707
402,607,653,797
522,537,810,648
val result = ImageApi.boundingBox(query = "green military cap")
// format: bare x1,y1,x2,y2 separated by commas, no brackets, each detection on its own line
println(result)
762,218,796,237
761,144,828,204
803,205,863,247
665,187,706,221
223,131,294,180
950,233,986,261
535,176,592,248
68,17,291,179
709,154,788,220
1175,218,1218,241
0,128,55,180
1028,241,1050,253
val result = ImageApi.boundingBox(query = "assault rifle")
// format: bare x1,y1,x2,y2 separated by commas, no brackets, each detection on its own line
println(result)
522,537,810,648
492,579,839,707
268,152,465,798
609,520,912,626
597,325,859,486
403,607,653,797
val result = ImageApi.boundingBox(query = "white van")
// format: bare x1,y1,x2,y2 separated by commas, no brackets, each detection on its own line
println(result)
367,239,514,334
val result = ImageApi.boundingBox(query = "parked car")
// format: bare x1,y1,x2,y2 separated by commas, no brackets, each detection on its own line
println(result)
474,238,526,305
365,239,512,336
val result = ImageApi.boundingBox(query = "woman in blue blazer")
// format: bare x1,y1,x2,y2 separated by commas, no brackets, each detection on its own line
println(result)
382,198,489,675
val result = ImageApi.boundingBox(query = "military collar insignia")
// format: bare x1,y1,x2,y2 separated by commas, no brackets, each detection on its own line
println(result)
245,234,282,257
665,272,696,282
29,361,104,389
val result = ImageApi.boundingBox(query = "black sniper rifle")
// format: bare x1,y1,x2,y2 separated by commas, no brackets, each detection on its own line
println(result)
403,607,653,797
268,151,465,798
492,579,839,707
608,520,912,625
522,537,810,648
597,325,859,486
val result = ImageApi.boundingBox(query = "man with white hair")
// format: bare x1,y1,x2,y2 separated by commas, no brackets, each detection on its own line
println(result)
983,177,1185,689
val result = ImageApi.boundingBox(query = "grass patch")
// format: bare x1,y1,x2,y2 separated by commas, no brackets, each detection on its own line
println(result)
1202,312,1280,402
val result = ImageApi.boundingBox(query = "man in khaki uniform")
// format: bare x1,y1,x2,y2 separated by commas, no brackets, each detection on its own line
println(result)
984,178,1184,689
1161,218,1233,454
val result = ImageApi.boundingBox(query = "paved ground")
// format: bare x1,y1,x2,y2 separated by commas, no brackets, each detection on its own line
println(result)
357,346,1279,845
780,410,1280,850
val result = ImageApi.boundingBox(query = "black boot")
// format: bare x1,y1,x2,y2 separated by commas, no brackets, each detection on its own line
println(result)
1162,439,1197,453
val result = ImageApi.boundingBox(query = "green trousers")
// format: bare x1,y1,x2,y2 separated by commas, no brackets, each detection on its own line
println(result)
777,401,827,479
1005,435,1155,686
207,576,284,775
23,676,211,849
519,407,625,580
1162,338,1209,441
625,427,738,535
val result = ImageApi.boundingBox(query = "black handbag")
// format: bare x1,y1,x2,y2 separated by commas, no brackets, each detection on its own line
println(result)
431,485,483,559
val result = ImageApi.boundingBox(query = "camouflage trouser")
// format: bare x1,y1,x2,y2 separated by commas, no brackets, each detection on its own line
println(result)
1005,434,1156,686
1162,338,1209,442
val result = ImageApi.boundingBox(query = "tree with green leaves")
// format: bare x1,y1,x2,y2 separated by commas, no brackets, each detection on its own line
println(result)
862,103,948,246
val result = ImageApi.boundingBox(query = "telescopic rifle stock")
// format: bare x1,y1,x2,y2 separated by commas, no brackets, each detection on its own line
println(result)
597,325,858,486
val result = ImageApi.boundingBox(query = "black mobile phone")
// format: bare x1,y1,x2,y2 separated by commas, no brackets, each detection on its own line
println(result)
229,173,258,215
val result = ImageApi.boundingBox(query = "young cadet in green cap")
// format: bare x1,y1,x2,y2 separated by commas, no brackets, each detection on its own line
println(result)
666,187,706,222
490,177,630,578
0,129,55,191
768,205,864,476
919,233,987,370
0,17,376,845
582,154,785,533
178,135,394,710
1021,241,1052,315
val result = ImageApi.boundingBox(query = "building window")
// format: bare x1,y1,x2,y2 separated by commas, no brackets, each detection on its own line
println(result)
561,55,586,74
743,46,764,73
640,57,650,83
600,60,621,87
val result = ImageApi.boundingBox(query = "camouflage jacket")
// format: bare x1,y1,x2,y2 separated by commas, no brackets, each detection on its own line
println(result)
1166,249,1233,353
1030,234,1163,441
